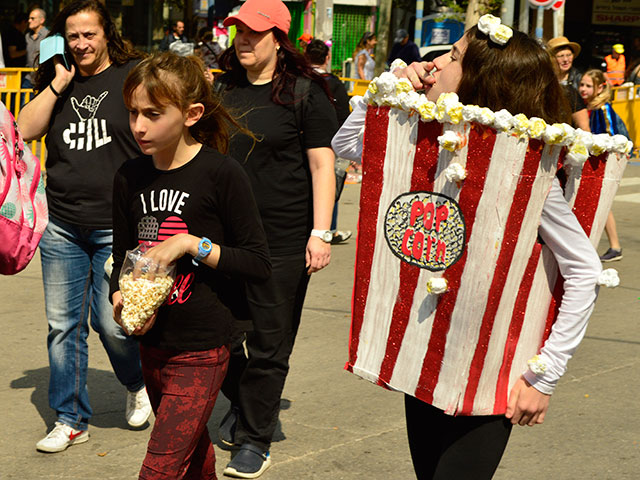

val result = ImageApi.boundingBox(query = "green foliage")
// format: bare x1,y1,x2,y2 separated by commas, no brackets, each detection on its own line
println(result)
437,0,504,17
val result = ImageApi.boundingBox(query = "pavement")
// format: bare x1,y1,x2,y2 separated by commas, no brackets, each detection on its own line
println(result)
1,164,639,480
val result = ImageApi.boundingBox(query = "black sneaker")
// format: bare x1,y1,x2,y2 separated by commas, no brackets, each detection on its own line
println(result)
218,406,239,447
600,248,623,262
223,444,271,478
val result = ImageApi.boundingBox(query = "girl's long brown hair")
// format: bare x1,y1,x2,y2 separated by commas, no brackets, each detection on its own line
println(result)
457,26,571,124
122,53,252,154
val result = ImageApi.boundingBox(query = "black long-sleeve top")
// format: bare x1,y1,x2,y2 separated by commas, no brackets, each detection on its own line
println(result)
110,146,271,350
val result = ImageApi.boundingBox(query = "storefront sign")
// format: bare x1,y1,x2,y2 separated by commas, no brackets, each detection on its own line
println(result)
593,0,640,27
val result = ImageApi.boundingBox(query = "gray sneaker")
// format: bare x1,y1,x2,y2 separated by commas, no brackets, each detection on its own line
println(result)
600,248,623,262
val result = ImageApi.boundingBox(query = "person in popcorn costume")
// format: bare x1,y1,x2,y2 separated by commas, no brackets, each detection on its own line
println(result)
333,16,604,479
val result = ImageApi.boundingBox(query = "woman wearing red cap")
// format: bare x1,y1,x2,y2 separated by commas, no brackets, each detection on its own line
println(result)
216,0,339,477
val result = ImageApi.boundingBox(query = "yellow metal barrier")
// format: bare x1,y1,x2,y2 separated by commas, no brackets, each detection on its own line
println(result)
611,85,640,153
7,66,636,164
0,67,46,166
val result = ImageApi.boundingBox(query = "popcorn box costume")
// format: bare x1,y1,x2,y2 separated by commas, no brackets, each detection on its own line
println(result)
346,72,630,416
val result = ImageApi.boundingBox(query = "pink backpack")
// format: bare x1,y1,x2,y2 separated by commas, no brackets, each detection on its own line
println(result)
0,102,48,275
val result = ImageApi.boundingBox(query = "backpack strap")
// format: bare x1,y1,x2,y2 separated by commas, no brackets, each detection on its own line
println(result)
293,77,311,156
213,74,229,96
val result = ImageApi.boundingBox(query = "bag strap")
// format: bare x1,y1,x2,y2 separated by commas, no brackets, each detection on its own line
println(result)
213,75,228,96
293,76,311,157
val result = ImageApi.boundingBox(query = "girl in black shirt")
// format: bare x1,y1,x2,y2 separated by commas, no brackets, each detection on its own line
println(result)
110,52,270,480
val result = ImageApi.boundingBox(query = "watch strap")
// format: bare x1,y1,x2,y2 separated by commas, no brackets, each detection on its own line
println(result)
192,237,213,266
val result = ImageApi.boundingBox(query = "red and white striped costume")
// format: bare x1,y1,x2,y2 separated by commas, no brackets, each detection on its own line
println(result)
334,101,624,416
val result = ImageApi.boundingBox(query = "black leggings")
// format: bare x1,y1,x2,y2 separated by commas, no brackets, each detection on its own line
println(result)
405,395,513,480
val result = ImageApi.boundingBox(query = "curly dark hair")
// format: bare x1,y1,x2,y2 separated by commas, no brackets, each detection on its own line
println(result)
34,0,143,91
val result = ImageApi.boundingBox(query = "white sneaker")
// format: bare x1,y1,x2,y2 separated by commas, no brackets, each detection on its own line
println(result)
126,386,152,428
36,422,89,453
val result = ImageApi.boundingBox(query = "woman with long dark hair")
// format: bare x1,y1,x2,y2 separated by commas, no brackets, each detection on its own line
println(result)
214,0,338,477
17,0,150,454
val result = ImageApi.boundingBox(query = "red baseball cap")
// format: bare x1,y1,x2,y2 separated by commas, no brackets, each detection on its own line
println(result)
223,0,291,34
298,33,313,43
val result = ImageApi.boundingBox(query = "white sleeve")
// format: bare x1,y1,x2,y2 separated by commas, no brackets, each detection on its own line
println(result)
523,178,602,394
331,95,368,161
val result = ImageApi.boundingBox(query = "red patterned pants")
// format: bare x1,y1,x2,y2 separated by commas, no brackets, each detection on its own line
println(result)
139,344,229,480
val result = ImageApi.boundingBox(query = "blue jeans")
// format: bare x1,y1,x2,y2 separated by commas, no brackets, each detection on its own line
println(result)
40,216,144,430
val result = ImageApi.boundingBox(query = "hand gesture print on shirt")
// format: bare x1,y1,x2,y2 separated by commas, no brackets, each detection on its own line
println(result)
71,91,109,121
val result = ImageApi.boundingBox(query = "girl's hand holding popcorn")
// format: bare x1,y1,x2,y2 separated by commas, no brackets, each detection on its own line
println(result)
113,236,221,335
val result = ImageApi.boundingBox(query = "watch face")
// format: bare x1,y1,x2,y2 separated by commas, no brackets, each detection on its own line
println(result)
202,240,212,250
322,231,333,242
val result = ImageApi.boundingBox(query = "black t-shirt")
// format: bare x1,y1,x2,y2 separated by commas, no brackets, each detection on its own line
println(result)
220,75,338,255
45,61,141,228
110,147,270,350
1,25,26,67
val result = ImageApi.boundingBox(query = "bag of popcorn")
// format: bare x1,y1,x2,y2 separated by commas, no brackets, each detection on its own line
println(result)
118,242,177,334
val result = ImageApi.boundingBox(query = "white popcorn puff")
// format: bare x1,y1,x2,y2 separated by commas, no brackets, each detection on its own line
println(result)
541,122,575,146
542,123,565,144
435,92,463,124
558,123,576,146
368,72,400,106
574,129,594,151
477,14,501,36
626,140,634,154
590,133,612,156
399,90,421,112
597,268,620,288
119,273,175,333
565,142,589,166
527,355,547,375
611,134,630,154
416,97,437,121
462,104,482,123
493,109,513,131
389,58,408,72
395,78,413,95
427,277,448,294
438,130,464,152
444,163,467,183
490,24,513,46
511,113,530,136
528,117,547,139
478,107,495,125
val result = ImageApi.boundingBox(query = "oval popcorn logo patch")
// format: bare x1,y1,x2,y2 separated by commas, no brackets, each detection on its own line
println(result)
384,192,466,271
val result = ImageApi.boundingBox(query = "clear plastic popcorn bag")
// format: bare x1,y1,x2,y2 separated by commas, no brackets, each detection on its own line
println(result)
118,242,177,334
